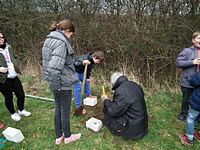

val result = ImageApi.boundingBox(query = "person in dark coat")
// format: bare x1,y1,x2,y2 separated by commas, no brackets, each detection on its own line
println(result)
179,71,200,146
102,72,148,139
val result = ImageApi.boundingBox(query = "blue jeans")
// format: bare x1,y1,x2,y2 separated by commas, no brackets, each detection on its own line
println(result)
186,107,200,140
73,73,90,108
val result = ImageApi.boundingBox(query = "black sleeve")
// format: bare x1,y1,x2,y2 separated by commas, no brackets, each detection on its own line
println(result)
104,90,130,117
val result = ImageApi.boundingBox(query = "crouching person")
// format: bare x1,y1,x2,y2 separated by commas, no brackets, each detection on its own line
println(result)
102,72,148,139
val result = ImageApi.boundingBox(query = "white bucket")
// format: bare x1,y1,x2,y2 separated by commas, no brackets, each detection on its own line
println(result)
83,97,97,106
2,127,24,143
86,117,103,132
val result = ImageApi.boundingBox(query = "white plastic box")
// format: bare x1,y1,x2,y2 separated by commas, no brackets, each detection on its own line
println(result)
2,127,24,143
86,117,103,132
83,97,97,106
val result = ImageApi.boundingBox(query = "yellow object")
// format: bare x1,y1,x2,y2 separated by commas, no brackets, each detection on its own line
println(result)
102,86,106,96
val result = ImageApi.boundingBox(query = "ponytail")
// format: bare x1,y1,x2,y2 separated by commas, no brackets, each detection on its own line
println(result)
49,21,57,31
48,19,75,32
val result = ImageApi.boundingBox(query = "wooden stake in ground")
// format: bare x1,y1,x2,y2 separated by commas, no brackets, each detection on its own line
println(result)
81,63,88,95
80,63,88,114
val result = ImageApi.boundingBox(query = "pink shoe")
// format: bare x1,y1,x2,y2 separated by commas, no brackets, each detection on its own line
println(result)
55,136,64,145
64,133,81,144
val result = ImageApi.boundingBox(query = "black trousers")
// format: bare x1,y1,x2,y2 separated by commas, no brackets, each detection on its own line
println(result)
180,86,194,116
52,89,72,138
0,77,25,114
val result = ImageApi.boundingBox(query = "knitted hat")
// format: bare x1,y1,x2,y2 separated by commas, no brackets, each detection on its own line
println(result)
110,72,124,85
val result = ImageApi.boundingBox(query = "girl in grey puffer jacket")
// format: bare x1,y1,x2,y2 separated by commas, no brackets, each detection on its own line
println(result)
42,19,81,145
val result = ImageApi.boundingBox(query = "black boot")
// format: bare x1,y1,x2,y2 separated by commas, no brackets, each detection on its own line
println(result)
177,112,186,121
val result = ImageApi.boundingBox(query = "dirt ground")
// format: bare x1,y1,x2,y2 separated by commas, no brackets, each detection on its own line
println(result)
84,98,105,120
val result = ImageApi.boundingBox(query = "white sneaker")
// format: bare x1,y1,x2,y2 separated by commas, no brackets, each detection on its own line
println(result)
18,109,31,117
11,113,21,121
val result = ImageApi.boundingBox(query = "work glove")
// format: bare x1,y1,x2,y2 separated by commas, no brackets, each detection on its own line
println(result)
101,95,108,101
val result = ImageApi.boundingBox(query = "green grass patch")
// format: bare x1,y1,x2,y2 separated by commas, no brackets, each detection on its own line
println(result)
0,75,199,149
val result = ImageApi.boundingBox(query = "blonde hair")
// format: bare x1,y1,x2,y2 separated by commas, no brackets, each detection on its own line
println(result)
192,31,200,39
